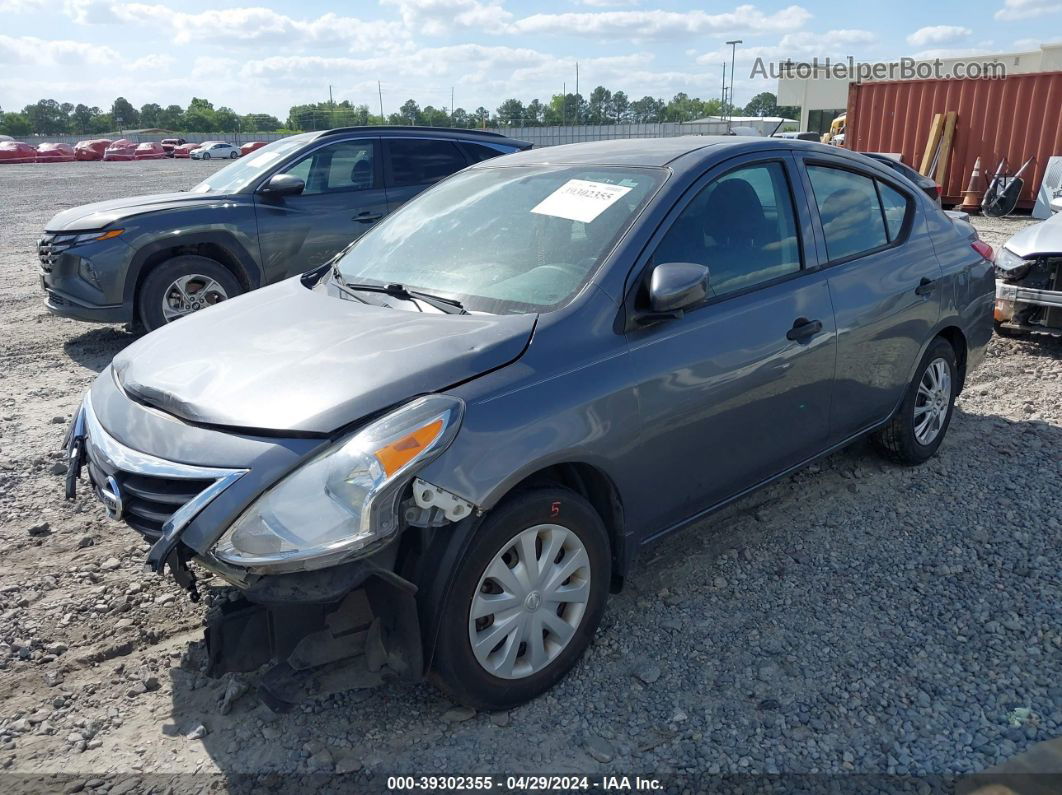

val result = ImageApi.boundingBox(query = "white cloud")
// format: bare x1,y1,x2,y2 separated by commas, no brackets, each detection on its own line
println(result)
512,5,813,40
696,29,876,64
0,0,46,11
381,0,513,35
63,0,122,23
906,25,972,47
0,34,119,66
995,0,1062,20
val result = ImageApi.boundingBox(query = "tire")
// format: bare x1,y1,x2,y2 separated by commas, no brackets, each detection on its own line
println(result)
202,152,211,160
229,151,238,159
430,487,610,710
873,337,958,465
137,255,243,332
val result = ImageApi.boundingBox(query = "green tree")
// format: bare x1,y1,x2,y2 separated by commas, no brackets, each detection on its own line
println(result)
158,105,184,130
71,104,97,134
629,96,665,123
398,99,421,125
23,99,70,134
611,91,630,123
1,112,32,137
587,86,612,124
495,98,525,126
524,99,544,126
451,107,471,128
139,103,163,128
214,106,239,132
111,97,139,130
242,113,282,132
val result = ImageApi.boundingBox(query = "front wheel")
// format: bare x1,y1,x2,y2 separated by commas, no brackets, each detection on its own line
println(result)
430,487,610,710
873,338,958,465
229,150,238,159
138,255,243,331
202,152,211,160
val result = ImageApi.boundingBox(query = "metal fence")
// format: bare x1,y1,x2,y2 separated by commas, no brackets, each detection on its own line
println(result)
23,121,733,149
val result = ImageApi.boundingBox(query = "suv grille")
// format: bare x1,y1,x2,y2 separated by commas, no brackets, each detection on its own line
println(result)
37,233,78,272
86,455,213,539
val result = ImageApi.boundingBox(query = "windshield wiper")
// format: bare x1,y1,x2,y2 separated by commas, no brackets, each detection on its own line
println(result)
339,281,468,314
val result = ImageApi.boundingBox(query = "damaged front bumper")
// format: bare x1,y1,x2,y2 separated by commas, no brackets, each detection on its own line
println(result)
995,280,1062,334
64,393,432,710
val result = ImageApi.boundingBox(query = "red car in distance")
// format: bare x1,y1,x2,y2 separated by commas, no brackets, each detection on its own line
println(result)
75,139,112,161
35,142,76,163
240,140,268,156
172,143,197,158
103,139,136,161
161,137,187,156
0,141,37,164
133,142,167,160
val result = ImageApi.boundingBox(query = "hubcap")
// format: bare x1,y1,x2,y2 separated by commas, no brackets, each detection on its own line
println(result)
914,357,952,445
161,274,229,322
468,523,591,680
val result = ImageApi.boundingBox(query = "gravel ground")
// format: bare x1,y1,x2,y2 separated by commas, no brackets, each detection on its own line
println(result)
0,161,1059,787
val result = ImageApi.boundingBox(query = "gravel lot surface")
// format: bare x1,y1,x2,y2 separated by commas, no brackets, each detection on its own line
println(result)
0,161,1059,787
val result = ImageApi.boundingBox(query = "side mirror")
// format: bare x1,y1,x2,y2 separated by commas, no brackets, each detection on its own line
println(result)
648,262,709,314
260,173,305,197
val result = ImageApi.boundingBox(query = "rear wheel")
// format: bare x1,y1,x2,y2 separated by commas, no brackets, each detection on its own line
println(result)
873,338,957,465
430,487,610,710
138,255,243,331
229,150,238,159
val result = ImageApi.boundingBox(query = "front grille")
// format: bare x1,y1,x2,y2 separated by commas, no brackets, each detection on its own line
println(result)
37,233,77,272
85,455,214,539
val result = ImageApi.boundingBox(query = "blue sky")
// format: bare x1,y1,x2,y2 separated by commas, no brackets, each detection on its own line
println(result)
1,0,1058,117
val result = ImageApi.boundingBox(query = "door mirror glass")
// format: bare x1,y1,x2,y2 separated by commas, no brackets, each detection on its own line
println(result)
261,173,305,197
649,262,709,312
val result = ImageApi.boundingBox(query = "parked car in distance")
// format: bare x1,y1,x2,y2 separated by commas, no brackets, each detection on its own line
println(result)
773,131,821,141
861,152,942,206
35,142,76,163
64,137,993,710
240,140,268,156
172,143,197,159
993,210,1062,336
191,141,239,160
102,139,136,161
75,139,112,161
38,127,532,330
0,141,37,164
133,142,167,160
160,137,187,156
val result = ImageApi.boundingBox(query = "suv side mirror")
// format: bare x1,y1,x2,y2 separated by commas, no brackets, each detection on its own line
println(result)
260,173,305,197
648,261,709,314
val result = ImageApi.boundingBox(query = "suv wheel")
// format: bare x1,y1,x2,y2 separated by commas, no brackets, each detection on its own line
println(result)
430,487,610,710
873,337,958,465
138,255,243,331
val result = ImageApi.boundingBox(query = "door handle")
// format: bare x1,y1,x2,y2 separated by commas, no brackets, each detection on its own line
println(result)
786,317,823,341
915,277,936,296
353,211,383,223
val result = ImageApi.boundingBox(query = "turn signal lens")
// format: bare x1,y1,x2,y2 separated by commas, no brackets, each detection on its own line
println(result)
373,419,444,477
95,229,125,241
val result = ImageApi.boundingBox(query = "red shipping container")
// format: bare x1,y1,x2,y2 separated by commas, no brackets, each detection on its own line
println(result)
845,71,1062,209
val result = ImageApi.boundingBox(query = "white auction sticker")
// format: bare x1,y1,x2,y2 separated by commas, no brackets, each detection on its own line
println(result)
530,179,633,224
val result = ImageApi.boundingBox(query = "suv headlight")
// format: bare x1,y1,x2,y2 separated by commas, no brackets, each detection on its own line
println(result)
214,395,463,573
994,247,1031,281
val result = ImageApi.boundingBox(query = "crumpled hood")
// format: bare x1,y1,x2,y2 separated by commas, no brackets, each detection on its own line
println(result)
111,277,536,434
1004,212,1062,258
46,192,234,232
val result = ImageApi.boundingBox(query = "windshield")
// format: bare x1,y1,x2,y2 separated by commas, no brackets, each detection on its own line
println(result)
190,134,313,194
335,165,665,314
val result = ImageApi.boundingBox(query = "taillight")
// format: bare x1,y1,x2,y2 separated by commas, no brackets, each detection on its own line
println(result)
934,184,943,197
972,240,993,260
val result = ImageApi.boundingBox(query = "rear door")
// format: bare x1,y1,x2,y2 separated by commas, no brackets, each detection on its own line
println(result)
626,152,837,535
383,137,470,212
795,154,942,442
253,137,387,280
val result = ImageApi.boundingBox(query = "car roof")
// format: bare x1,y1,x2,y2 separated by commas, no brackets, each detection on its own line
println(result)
474,136,878,173
312,125,531,148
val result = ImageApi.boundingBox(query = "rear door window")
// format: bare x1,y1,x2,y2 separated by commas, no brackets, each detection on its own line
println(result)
807,165,891,261
387,139,468,187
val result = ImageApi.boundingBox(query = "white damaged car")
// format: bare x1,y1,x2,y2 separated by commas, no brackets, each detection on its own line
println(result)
994,212,1062,336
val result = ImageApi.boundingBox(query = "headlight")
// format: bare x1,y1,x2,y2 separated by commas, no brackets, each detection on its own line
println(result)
994,247,1031,281
214,395,463,573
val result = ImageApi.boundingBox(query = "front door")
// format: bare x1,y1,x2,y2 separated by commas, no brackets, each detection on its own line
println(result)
253,137,387,281
796,156,943,442
626,155,837,537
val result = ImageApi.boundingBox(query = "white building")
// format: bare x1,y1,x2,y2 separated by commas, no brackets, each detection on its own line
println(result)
777,42,1062,133
684,116,798,135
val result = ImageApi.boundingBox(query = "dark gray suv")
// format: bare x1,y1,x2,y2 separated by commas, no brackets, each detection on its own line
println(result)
38,127,531,330
65,137,993,710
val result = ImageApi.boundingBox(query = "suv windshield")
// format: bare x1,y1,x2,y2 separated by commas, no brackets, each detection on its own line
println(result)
190,135,313,194
335,165,665,314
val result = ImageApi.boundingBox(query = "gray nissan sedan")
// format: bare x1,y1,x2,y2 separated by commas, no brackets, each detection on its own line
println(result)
65,137,994,710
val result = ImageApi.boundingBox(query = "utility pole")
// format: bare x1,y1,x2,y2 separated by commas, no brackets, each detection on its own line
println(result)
378,81,384,123
726,40,742,130
562,81,566,126
721,63,727,121
575,62,579,125
450,87,454,127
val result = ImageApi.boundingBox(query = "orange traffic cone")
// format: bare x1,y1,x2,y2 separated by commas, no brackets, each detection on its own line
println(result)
960,156,985,213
